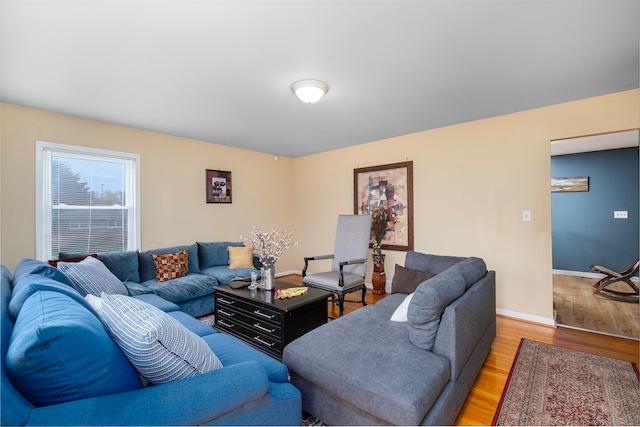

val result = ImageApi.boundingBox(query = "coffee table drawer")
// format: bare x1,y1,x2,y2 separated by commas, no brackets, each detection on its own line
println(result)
216,294,282,324
215,317,283,354
216,306,283,337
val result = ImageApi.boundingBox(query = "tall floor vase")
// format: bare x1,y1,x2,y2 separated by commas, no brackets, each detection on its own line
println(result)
371,253,386,295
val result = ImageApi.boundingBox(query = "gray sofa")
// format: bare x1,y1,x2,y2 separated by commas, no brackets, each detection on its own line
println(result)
56,241,260,317
283,251,496,425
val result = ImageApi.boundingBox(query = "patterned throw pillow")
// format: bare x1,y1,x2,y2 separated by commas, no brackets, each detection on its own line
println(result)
57,256,128,296
228,246,254,269
152,250,189,282
100,293,223,385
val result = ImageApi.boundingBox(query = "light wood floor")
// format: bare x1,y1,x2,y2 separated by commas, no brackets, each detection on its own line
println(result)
280,274,640,426
553,274,639,339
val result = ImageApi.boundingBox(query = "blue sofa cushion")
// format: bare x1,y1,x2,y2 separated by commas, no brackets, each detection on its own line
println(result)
13,258,74,288
58,256,128,296
406,268,466,351
140,273,216,304
98,250,141,283
200,265,255,285
133,293,181,312
139,244,200,282
101,293,222,385
8,274,100,322
197,241,244,270
5,291,142,406
203,333,289,383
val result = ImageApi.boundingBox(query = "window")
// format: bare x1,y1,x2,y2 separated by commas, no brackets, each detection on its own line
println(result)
36,141,140,260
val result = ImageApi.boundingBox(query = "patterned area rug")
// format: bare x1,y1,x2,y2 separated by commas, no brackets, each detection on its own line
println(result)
493,339,640,425
197,313,216,327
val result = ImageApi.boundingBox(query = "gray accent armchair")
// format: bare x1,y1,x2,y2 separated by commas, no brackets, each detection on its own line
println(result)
302,214,372,316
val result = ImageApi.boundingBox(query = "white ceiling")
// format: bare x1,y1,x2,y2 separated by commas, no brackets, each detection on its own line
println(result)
1,1,638,158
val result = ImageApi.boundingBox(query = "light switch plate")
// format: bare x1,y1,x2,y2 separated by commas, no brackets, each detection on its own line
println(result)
614,211,628,219
522,210,532,222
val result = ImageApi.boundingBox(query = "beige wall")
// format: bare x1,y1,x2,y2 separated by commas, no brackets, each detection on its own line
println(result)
0,104,296,272
292,89,639,323
2,89,638,323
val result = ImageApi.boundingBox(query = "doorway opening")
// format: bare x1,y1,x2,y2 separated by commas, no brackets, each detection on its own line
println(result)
550,130,639,340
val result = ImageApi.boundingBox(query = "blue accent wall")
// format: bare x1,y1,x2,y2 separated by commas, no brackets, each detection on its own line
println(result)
551,147,638,273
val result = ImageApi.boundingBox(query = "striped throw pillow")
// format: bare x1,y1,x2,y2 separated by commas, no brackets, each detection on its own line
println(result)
101,294,222,384
58,256,128,296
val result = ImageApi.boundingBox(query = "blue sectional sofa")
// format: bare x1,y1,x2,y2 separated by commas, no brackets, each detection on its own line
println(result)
58,241,259,317
1,259,302,426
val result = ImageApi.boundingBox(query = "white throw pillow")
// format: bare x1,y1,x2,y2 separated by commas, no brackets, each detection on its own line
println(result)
101,293,222,385
58,256,128,296
84,293,103,319
390,293,414,322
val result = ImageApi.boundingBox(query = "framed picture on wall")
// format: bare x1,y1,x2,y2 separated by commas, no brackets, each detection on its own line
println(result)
206,170,232,203
551,176,589,193
354,161,414,251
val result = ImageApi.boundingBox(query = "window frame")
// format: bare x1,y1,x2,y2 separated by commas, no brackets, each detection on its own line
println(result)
35,140,141,261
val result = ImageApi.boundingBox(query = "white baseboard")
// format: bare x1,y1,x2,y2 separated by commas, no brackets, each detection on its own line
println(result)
496,308,556,327
553,269,639,283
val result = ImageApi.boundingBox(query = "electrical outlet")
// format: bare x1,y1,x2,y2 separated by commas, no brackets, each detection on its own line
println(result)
614,211,628,219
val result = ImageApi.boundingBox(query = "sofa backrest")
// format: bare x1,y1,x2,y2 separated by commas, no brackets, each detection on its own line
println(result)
197,241,245,270
1,266,34,426
138,243,200,282
432,270,496,381
405,252,467,275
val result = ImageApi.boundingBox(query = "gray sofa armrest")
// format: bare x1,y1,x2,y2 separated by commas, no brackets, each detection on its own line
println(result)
432,270,496,380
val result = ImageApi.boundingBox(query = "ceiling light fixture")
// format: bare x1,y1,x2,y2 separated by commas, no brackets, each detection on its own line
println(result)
291,80,328,104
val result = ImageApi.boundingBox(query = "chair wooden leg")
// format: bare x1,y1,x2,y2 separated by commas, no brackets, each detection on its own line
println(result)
361,286,367,307
337,294,345,317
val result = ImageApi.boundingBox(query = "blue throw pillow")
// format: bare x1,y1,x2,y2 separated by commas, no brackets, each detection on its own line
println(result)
13,259,74,288
8,274,99,322
97,251,141,283
58,256,128,297
197,241,244,269
5,291,142,406
101,293,222,385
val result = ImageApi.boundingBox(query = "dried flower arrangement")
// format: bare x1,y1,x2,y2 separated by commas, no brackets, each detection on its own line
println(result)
371,207,389,256
241,227,299,269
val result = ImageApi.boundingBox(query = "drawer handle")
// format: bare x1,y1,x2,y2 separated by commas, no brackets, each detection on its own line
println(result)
254,323,276,333
218,309,234,317
253,309,275,319
218,297,235,305
253,336,275,347
218,319,235,328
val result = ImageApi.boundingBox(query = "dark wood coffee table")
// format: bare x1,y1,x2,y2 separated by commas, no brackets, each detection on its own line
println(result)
213,281,331,359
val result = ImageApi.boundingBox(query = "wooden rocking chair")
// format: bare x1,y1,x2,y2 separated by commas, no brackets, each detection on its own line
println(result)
589,259,639,303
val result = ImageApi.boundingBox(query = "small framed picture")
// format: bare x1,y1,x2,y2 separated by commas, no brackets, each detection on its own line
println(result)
206,170,232,203
551,176,589,193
